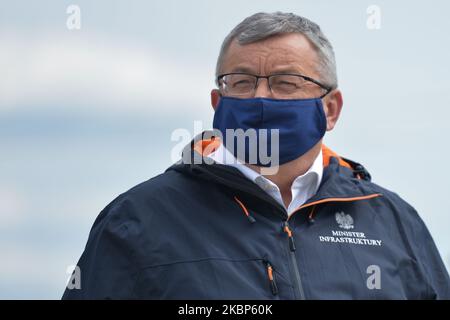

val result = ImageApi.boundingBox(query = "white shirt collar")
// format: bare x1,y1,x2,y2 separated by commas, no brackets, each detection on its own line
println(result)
208,143,323,215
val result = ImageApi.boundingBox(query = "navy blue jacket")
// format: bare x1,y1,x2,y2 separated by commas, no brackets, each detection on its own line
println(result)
62,137,450,299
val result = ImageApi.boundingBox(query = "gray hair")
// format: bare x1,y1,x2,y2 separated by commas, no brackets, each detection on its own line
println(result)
215,12,338,89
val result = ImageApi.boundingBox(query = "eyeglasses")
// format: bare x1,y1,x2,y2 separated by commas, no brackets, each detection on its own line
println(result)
217,73,333,99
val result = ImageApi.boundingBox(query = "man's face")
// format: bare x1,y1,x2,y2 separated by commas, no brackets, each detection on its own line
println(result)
211,32,343,132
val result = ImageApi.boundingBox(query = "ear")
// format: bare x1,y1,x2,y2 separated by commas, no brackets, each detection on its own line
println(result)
322,89,343,131
210,89,221,111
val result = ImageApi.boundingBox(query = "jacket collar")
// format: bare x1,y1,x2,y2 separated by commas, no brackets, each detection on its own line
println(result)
167,131,381,215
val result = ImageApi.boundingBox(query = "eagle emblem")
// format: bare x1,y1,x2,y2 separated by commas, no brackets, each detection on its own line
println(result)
335,211,354,230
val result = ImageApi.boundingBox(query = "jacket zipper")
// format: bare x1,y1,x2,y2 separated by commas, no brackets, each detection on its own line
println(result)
233,193,382,299
279,194,383,299
264,260,279,296
279,194,382,299
283,221,305,300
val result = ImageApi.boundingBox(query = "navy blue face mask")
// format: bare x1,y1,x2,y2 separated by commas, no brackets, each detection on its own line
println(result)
212,96,327,167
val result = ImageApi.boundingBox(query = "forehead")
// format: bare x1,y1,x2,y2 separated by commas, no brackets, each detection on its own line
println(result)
221,33,319,75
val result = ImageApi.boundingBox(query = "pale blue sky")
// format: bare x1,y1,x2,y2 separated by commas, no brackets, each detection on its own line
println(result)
1,0,449,298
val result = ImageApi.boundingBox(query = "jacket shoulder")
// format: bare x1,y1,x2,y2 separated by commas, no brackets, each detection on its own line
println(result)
62,169,193,299
74,169,194,258
94,169,191,224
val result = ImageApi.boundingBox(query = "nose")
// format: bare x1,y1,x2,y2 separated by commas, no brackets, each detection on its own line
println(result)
253,78,273,98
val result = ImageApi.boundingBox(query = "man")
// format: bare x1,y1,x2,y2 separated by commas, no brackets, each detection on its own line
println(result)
63,12,450,299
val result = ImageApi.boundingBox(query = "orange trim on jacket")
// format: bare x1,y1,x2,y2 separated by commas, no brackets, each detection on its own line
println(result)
287,193,382,221
193,137,353,170
193,137,221,156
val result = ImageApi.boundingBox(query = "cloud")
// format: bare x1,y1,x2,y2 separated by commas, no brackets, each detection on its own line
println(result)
0,30,215,116
0,186,26,227
0,243,76,299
